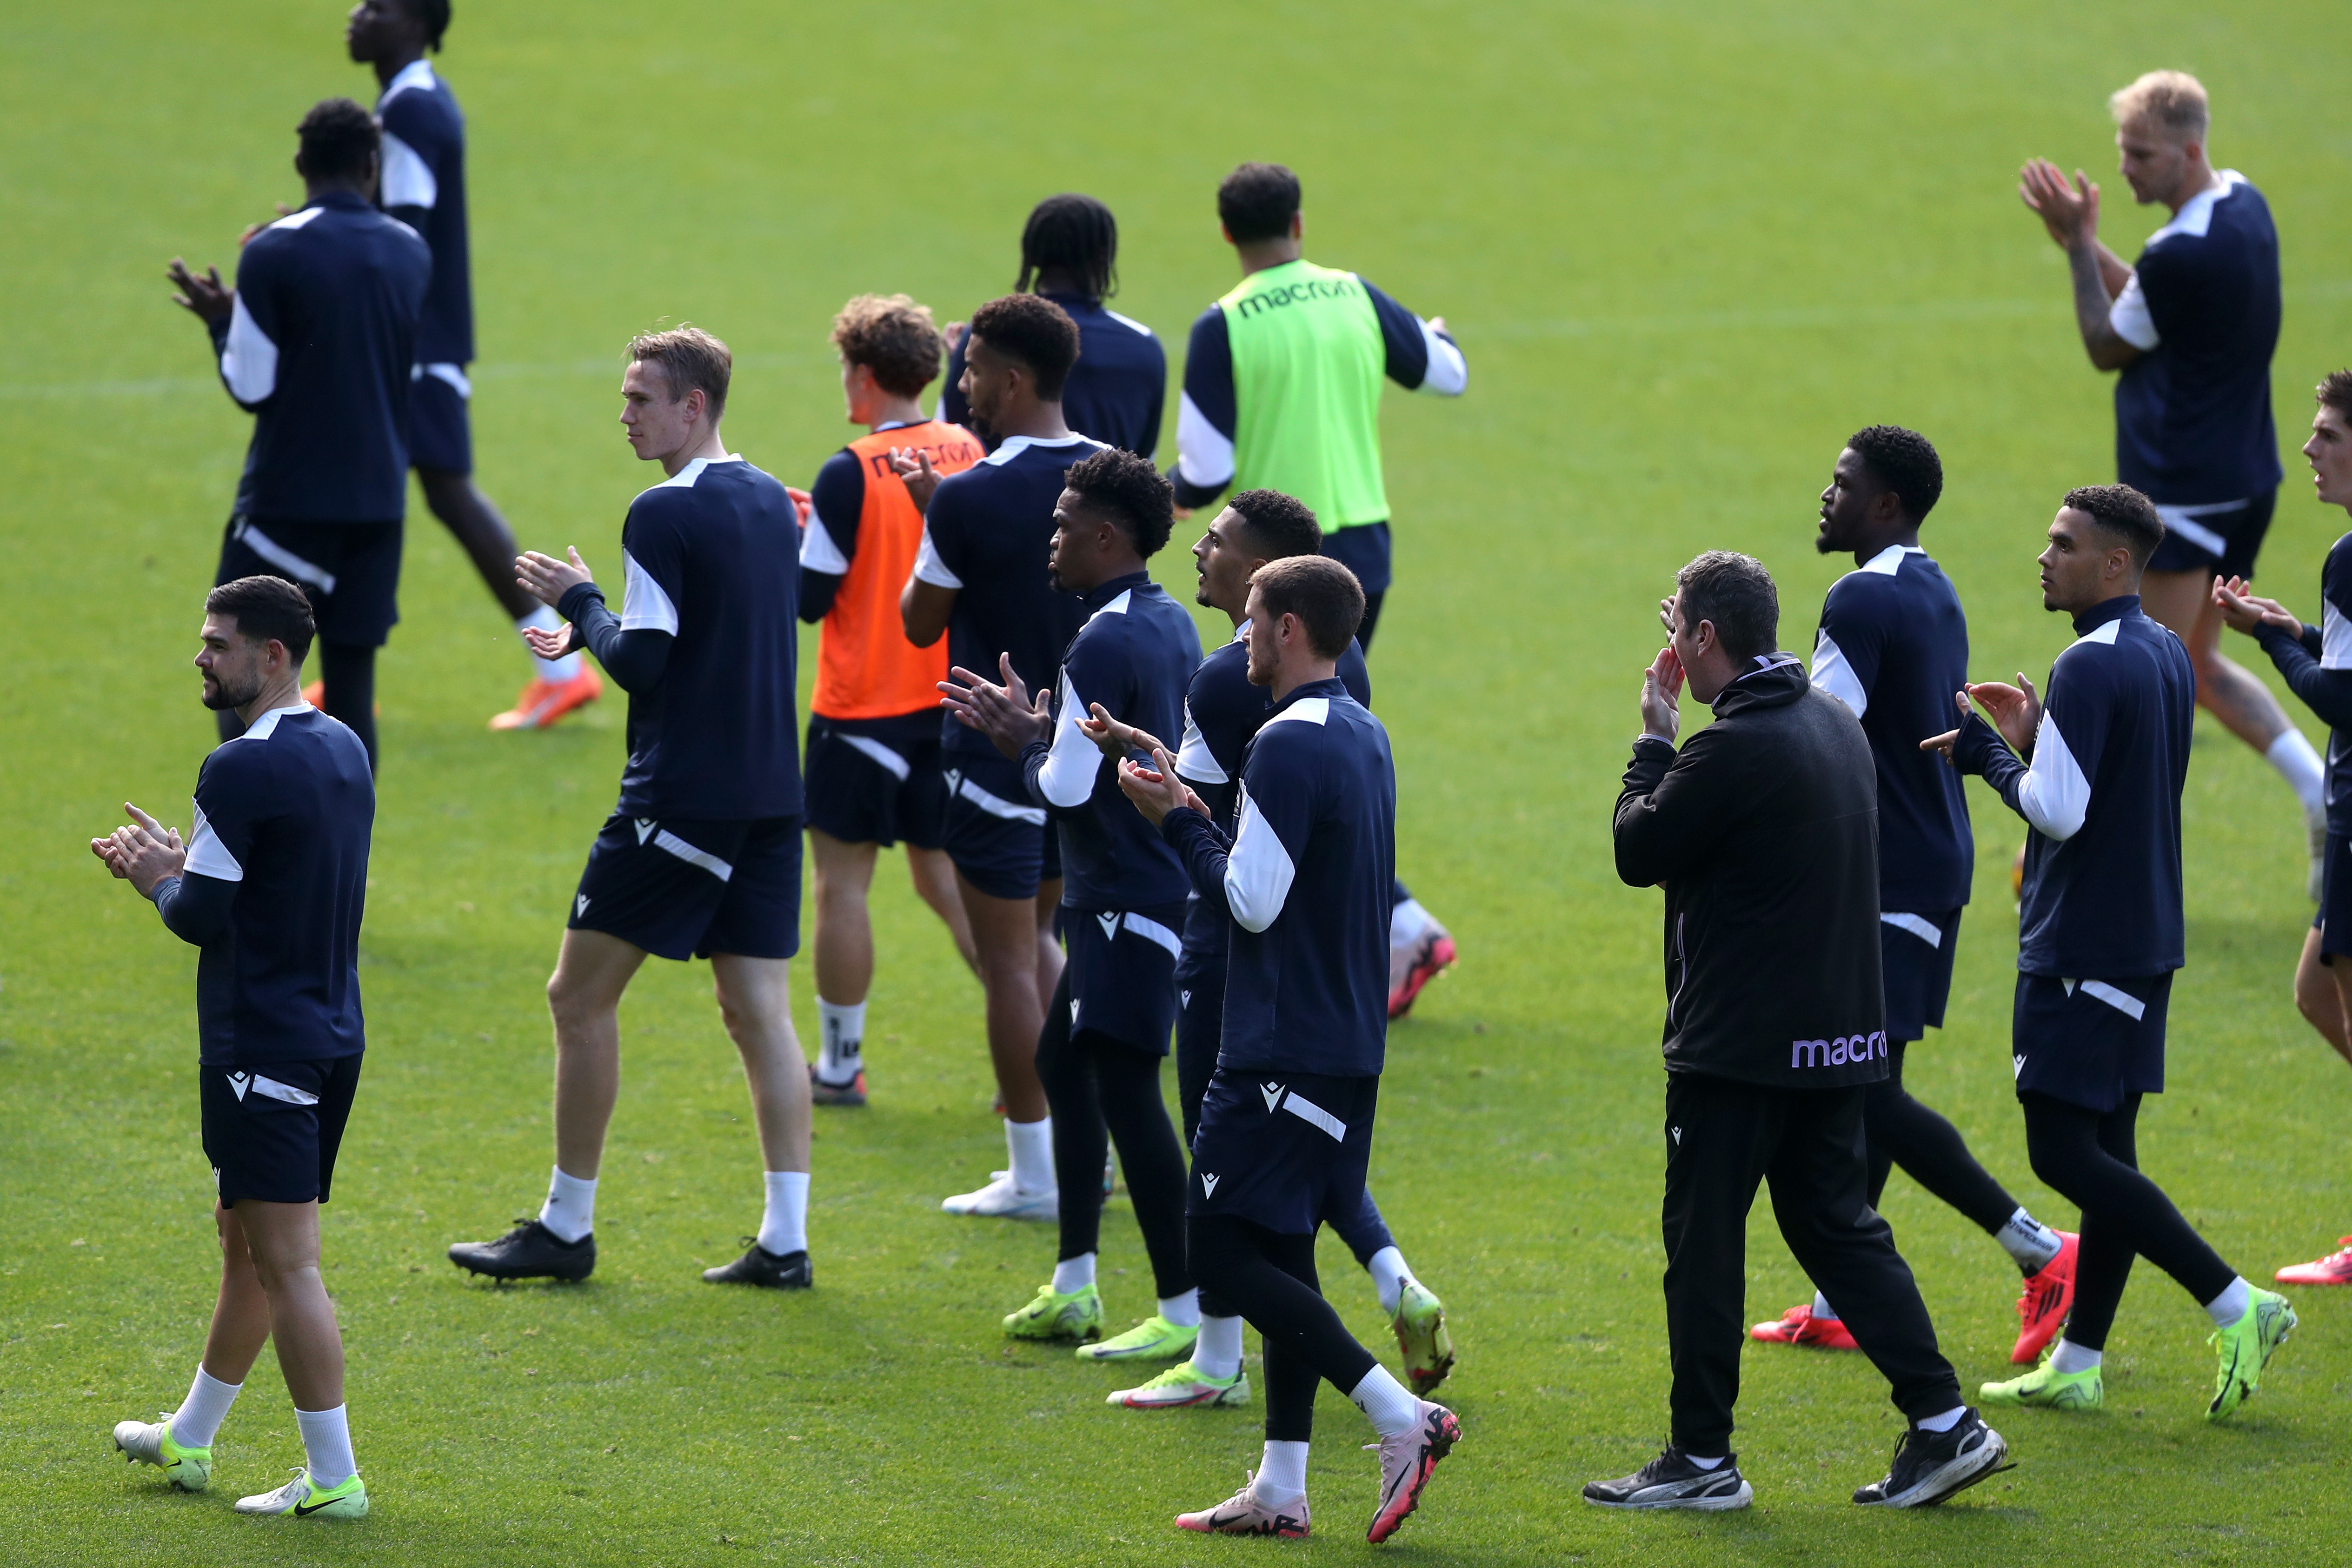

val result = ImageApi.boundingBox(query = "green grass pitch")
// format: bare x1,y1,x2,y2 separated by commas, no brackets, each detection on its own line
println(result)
4,1,2351,1562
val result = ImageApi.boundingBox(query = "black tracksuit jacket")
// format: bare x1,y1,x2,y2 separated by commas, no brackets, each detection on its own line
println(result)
1613,655,1888,1090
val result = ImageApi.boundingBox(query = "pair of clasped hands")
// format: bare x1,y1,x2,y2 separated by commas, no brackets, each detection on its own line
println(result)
935,653,1207,829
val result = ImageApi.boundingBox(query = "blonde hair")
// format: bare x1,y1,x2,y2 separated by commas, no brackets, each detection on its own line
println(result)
830,294,944,398
2109,70,2209,144
626,324,732,419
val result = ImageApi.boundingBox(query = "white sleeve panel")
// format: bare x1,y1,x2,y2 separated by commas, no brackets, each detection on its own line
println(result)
220,294,279,404
798,515,850,573
1036,671,1103,809
1175,392,1236,489
1415,320,1467,395
183,803,246,882
619,548,680,634
2322,602,2352,671
1223,784,1297,933
912,525,963,589
2108,271,2160,351
1174,699,1227,786
379,131,439,210
2015,712,2093,840
1809,630,1868,719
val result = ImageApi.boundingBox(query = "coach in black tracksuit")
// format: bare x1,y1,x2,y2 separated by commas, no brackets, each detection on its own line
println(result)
1588,550,2004,1514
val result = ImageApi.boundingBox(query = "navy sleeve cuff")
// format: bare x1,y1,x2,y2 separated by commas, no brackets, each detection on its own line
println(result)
555,582,606,622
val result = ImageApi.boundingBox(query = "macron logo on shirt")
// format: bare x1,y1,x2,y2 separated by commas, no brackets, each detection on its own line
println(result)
1791,1031,1887,1070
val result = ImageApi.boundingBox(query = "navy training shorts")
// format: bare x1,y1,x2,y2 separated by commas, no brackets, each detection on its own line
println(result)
1880,907,1963,1042
2146,489,2276,581
408,364,474,474
1063,899,1185,1056
2011,971,2171,1114
218,515,402,649
804,712,948,850
1188,1069,1379,1236
200,1055,364,1207
569,812,803,962
942,750,1054,902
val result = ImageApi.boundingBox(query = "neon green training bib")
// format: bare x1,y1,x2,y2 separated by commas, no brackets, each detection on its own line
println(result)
1217,259,1389,532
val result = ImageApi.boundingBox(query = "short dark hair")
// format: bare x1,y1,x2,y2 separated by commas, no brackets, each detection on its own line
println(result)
967,294,1081,400
1227,489,1322,560
1675,551,1779,663
2062,483,2166,567
627,324,732,419
297,99,379,185
1846,425,1944,522
1251,556,1364,659
831,294,943,398
2318,369,2352,423
1218,163,1302,243
407,0,452,51
1017,194,1119,301
1065,447,1174,558
208,575,317,665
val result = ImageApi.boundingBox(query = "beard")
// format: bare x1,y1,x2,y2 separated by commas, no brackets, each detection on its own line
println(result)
202,670,265,712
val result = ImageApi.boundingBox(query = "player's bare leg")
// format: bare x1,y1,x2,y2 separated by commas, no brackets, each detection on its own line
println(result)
908,844,981,976
943,874,1058,1217
2292,926,2352,1067
546,928,649,1180
703,953,817,1287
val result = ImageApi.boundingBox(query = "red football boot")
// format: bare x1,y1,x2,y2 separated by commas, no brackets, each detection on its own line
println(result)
2011,1230,2079,1364
1748,1303,1859,1350
2274,1236,2352,1286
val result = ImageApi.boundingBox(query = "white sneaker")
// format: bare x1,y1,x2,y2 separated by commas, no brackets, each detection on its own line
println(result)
940,1170,1058,1220
2310,812,2328,902
234,1465,368,1517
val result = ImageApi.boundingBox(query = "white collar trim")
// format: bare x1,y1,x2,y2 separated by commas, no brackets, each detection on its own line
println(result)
982,433,1104,467
232,702,314,744
651,453,743,491
1858,544,1926,577
2149,170,2244,244
381,59,438,106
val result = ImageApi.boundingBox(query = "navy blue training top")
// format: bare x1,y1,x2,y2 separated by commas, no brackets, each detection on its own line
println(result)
1163,678,1397,1076
209,191,431,522
1018,571,1201,910
604,456,803,820
943,292,1166,458
1809,545,1975,912
913,433,1103,758
1953,595,2191,977
376,58,472,367
2109,173,2283,506
171,704,374,1065
2255,531,2352,836
1174,625,1370,953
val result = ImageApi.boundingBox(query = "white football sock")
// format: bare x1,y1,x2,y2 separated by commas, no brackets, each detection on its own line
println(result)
294,1405,358,1489
2205,1275,2252,1328
1367,1246,1412,1316
1684,1453,1726,1470
1996,1206,2066,1272
2268,729,2327,818
1349,1364,1420,1438
1810,1288,1840,1322
1389,898,1434,950
169,1365,241,1449
1914,1405,1966,1433
518,605,582,682
816,998,865,1084
2050,1338,2103,1375
758,1170,809,1256
1005,1116,1055,1195
1256,1440,1309,1502
1194,1315,1245,1381
1052,1252,1096,1295
1158,1289,1201,1328
539,1166,596,1243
